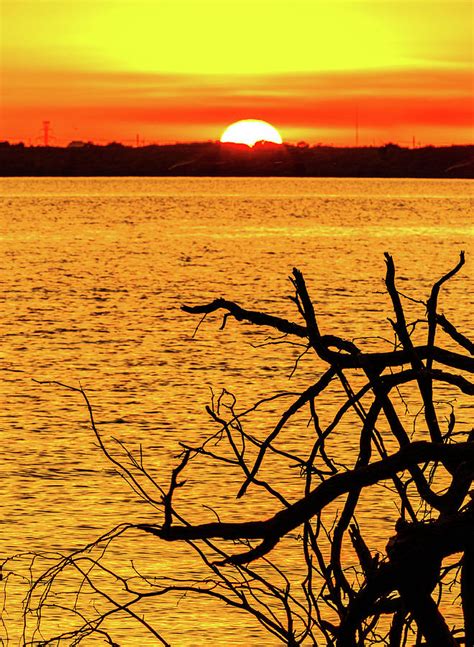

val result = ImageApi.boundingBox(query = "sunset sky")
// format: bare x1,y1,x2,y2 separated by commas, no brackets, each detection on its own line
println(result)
1,0,472,146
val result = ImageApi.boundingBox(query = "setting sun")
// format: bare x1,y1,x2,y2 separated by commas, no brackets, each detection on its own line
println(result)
220,120,283,147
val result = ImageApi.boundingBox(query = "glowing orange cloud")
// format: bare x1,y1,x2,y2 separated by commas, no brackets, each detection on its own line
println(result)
3,68,471,146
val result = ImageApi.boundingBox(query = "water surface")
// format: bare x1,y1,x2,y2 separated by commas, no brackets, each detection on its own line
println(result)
1,177,472,644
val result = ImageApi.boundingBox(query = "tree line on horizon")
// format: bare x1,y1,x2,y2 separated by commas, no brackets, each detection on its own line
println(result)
0,140,472,178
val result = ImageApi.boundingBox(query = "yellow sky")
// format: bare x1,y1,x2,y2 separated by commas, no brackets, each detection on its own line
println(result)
1,0,473,145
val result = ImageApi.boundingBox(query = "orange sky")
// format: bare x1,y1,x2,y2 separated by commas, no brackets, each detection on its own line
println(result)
1,0,473,146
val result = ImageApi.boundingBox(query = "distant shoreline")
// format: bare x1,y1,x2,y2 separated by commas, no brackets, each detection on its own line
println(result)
1,142,472,179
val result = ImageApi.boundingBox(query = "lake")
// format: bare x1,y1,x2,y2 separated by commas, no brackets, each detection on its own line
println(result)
1,177,472,644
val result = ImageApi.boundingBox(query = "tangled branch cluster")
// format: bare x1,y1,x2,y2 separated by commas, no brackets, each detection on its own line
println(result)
2,253,472,646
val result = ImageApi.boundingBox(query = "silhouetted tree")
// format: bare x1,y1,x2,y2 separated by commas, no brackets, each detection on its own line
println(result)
2,253,472,646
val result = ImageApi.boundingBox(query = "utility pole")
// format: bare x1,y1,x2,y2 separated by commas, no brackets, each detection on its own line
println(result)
355,106,359,147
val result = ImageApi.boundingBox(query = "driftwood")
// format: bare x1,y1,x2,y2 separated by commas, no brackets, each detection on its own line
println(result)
3,253,472,646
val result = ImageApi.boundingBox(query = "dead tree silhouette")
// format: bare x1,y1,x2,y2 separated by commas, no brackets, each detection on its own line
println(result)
3,253,472,646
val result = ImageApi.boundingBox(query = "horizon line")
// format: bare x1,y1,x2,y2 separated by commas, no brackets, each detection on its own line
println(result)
2,139,473,150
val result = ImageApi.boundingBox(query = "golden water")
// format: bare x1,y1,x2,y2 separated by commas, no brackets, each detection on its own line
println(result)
1,177,472,644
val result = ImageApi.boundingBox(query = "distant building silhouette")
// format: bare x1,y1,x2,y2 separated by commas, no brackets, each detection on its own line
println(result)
67,140,90,148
